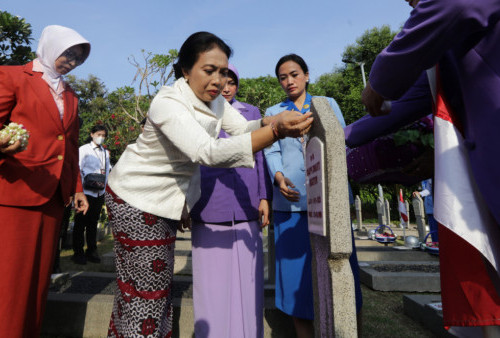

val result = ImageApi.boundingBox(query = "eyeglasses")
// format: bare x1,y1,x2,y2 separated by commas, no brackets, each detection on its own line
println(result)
60,49,85,66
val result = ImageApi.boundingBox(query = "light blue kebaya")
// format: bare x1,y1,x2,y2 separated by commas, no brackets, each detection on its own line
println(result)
264,93,346,211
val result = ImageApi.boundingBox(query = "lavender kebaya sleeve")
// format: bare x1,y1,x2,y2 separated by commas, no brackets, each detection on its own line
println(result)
345,72,432,148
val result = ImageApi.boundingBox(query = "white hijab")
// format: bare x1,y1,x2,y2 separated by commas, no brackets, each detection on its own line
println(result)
36,25,91,91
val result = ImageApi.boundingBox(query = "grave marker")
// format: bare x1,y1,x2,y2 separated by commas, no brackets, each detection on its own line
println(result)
384,198,391,226
376,184,387,225
355,195,362,231
306,97,357,337
306,137,326,236
412,194,426,241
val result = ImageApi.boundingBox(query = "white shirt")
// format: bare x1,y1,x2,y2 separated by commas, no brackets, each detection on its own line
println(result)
79,141,111,197
107,77,260,220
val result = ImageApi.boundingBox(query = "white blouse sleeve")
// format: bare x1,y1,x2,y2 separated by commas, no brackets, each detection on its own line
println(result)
149,94,255,169
221,100,261,135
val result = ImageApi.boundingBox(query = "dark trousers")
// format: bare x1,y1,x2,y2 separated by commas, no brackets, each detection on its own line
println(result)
73,194,104,255
53,205,72,271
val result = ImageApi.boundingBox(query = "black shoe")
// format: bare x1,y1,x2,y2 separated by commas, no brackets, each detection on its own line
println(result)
86,250,101,263
71,253,87,265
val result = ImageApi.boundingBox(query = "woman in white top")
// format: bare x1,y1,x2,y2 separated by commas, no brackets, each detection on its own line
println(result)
72,124,111,265
105,31,313,337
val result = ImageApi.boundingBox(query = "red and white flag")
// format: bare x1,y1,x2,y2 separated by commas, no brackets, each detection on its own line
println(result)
398,189,408,223
430,67,500,272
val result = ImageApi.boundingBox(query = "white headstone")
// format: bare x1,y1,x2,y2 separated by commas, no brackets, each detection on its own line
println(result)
306,137,326,236
412,194,426,241
355,195,362,230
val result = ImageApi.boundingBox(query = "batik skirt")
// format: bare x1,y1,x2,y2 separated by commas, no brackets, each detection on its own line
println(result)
105,187,177,337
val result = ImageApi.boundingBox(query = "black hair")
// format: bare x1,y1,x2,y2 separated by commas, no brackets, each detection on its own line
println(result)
140,117,147,126
228,69,238,87
173,32,232,79
275,53,309,89
90,124,108,137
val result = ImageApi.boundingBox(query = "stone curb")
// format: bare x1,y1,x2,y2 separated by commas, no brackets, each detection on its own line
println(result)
403,294,456,337
42,272,292,337
359,261,440,292
357,246,439,262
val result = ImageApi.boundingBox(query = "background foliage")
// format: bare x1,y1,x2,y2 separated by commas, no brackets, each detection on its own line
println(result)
237,76,286,114
0,10,35,65
66,50,178,163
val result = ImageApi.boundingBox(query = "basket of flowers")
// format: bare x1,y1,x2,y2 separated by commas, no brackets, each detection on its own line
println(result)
374,224,397,244
421,232,439,255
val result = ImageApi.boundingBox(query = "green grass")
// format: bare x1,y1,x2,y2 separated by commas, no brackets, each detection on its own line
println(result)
360,285,436,337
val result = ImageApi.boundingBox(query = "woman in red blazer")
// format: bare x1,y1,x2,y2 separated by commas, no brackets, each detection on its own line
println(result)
0,25,90,337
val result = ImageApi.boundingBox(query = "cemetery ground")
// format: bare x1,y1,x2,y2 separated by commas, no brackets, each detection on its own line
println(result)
44,224,440,338
58,234,114,273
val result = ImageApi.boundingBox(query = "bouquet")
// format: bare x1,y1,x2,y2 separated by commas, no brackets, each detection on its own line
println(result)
0,122,30,151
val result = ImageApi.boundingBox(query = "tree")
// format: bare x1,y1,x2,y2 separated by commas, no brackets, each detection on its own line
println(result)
67,49,178,163
341,25,397,77
0,10,35,65
123,49,178,123
311,25,398,125
236,76,286,114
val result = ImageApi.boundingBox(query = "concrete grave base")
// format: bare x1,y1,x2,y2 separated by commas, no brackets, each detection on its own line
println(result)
360,261,440,292
357,246,439,262
403,294,456,337
42,272,293,338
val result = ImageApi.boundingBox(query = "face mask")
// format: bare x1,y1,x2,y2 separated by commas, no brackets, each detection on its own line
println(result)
93,136,105,145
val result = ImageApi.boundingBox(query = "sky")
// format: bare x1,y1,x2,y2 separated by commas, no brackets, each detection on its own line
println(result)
3,0,412,91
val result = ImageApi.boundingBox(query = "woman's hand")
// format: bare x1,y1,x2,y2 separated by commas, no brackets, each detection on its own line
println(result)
258,199,271,228
275,172,300,202
178,203,192,233
361,83,388,117
275,110,313,138
0,135,23,155
74,192,89,215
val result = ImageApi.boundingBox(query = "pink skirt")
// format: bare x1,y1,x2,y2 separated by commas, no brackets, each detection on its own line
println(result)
191,220,264,338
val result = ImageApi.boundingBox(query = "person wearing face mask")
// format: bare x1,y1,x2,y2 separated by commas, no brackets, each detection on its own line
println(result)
0,25,90,336
72,124,111,264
